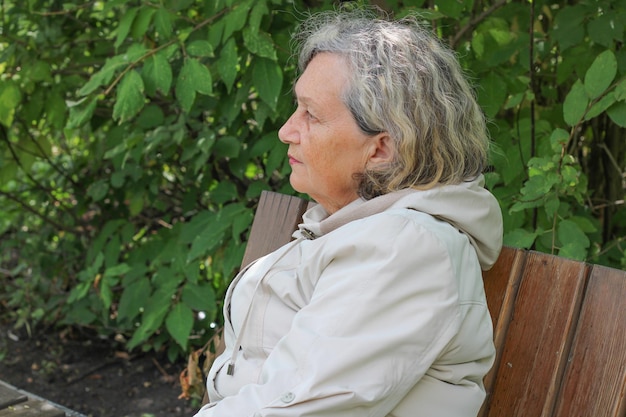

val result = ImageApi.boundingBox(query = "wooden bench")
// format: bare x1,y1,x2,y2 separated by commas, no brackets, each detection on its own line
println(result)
233,190,626,417
0,380,84,417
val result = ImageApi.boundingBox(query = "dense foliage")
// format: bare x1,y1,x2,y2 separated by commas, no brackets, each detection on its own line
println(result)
1,0,624,366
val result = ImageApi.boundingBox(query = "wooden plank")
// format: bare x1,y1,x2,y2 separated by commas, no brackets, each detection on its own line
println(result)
484,251,589,417
0,384,27,409
479,246,526,417
553,265,626,417
241,191,309,267
483,247,526,334
0,398,65,417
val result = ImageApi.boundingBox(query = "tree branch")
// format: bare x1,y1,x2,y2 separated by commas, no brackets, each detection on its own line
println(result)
0,189,72,233
1,131,81,225
450,0,509,49
20,121,80,187
103,7,231,97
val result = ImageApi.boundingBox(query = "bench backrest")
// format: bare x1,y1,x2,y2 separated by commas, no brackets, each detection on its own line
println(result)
242,190,626,417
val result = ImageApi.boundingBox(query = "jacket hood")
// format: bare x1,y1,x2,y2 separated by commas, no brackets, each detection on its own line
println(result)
295,175,503,270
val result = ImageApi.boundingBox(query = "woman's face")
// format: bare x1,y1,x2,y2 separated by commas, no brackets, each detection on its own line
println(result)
278,53,382,213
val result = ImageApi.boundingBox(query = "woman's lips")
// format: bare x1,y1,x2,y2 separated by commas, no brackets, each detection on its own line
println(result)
288,155,301,165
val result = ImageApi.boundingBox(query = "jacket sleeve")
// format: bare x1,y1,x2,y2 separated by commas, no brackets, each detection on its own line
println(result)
195,212,464,417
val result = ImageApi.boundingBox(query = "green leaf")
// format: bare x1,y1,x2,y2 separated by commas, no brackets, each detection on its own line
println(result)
471,32,485,59
216,38,238,93
154,8,173,38
188,59,213,95
563,79,588,126
78,58,125,96
114,7,138,49
584,50,617,100
104,235,122,268
544,194,561,219
131,6,156,40
100,275,116,310
249,1,269,33
552,6,585,51
243,28,277,60
67,282,91,304
127,289,171,349
166,303,194,349
213,135,240,158
607,101,626,127
118,277,151,322
549,128,570,152
188,225,227,263
23,89,44,123
588,15,624,48
182,283,216,312
211,181,237,204
0,80,22,127
477,72,507,119
176,61,196,113
0,43,15,64
180,211,216,244
29,61,52,82
44,91,67,129
113,70,145,122
152,267,181,293
585,92,616,120
571,216,597,233
503,228,537,249
136,104,165,129
104,263,131,277
142,54,173,96
208,17,225,49
558,219,590,260
87,179,109,202
66,97,97,129
437,0,465,18
187,40,214,57
253,58,282,110
128,191,144,217
222,1,250,41
223,239,246,279
232,207,253,239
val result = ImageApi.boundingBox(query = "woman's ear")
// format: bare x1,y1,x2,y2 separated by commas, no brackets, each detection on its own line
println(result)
367,133,394,166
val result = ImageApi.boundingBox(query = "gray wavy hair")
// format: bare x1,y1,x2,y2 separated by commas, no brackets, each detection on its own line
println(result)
293,9,489,198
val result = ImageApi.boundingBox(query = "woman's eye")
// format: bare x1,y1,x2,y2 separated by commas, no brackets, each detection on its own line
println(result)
305,110,317,121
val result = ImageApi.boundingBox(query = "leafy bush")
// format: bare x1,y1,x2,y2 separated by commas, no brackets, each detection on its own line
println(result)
1,0,624,364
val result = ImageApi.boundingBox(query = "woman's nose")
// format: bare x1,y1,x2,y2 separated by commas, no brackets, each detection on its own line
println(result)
278,112,299,144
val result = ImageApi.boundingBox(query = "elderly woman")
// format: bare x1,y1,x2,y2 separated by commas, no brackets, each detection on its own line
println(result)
195,9,503,417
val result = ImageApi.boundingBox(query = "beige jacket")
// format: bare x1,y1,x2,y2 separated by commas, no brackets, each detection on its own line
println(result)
195,176,503,417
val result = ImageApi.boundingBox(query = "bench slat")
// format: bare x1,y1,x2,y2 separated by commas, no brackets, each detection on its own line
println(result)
553,264,626,417
0,398,66,417
479,246,526,416
0,384,27,409
240,191,309,267
484,252,589,417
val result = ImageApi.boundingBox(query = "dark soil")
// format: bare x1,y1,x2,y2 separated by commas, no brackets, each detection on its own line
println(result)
0,323,200,417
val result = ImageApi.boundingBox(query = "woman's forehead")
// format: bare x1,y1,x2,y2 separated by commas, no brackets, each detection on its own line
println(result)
294,53,349,101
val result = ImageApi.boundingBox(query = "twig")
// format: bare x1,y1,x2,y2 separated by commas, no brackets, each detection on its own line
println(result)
64,358,121,386
450,0,509,49
0,189,70,233
22,123,79,187
31,1,97,16
1,131,81,226
152,357,176,383
103,7,231,97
